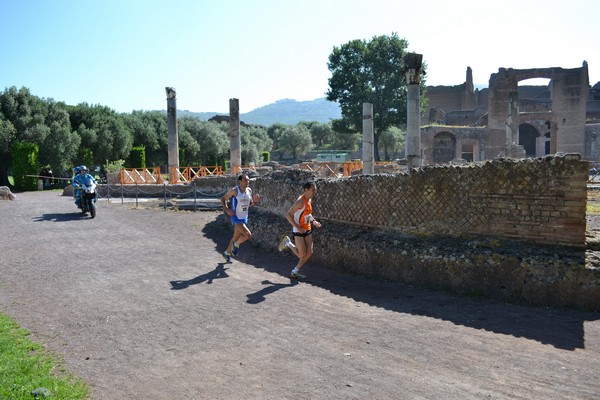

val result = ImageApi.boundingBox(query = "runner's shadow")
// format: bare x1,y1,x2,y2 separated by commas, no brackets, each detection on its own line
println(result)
246,279,298,304
170,263,230,290
32,213,87,222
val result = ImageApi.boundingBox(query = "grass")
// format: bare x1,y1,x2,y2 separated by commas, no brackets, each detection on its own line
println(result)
0,312,89,399
588,202,600,215
588,191,600,215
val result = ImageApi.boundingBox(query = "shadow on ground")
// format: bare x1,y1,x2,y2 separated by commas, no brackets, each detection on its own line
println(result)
200,215,600,351
32,212,91,222
170,263,231,289
246,279,299,304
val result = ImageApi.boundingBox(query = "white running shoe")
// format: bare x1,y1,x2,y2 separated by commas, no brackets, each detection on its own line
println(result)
278,236,291,252
290,271,306,280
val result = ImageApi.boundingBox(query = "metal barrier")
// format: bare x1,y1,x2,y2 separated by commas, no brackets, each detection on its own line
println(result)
99,182,226,211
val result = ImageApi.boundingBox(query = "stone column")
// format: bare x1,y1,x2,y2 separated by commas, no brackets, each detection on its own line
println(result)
591,130,598,161
473,140,481,162
455,137,463,160
166,87,179,181
506,91,519,145
404,53,423,169
499,91,525,158
362,102,374,174
229,98,242,174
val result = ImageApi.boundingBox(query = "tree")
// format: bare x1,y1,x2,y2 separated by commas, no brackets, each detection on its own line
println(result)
331,130,361,152
11,141,39,191
0,87,79,184
279,125,312,161
267,123,291,161
379,126,406,161
308,122,334,148
326,33,426,160
68,103,133,167
40,101,80,174
241,125,272,164
123,111,168,168
0,114,17,187
178,117,229,166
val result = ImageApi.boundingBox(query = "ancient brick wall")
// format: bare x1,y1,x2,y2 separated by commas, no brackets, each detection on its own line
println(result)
424,85,469,124
255,154,588,247
249,154,597,310
246,209,599,310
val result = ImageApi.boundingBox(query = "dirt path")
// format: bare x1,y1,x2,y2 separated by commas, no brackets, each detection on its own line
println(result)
1,191,599,399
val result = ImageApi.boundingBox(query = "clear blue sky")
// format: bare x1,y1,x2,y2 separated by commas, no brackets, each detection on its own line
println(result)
1,0,598,114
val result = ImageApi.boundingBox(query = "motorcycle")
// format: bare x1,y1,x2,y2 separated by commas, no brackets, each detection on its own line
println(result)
76,178,97,218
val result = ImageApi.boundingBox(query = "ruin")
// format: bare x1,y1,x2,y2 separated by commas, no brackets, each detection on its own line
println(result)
421,62,600,165
165,87,179,180
229,98,242,173
362,102,374,174
405,53,423,169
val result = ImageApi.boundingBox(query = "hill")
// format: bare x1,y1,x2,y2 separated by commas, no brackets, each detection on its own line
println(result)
177,97,341,126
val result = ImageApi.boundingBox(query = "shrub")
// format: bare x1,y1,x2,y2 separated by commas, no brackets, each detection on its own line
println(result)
127,146,146,168
11,142,39,191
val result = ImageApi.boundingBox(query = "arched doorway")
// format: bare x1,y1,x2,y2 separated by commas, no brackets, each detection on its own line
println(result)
519,123,539,157
433,132,456,163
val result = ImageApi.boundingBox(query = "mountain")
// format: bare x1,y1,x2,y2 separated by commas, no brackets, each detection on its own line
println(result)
177,98,342,126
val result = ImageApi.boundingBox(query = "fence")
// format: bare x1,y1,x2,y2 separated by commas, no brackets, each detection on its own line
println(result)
169,166,224,183
118,166,257,184
589,161,600,183
231,164,257,175
97,182,226,211
299,161,363,177
119,168,164,184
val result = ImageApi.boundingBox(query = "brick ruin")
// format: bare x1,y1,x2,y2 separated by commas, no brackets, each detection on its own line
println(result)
246,156,599,310
254,155,588,247
422,62,600,165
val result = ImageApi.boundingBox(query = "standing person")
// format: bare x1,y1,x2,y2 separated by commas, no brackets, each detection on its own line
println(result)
220,173,260,263
278,181,321,279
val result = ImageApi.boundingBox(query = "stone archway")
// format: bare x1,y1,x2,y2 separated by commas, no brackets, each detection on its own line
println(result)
519,123,539,157
487,63,588,158
433,132,456,163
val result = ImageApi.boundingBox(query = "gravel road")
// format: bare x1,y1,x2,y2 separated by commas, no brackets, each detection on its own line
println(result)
0,191,599,399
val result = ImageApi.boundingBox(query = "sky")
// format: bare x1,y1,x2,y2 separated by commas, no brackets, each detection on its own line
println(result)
1,0,598,114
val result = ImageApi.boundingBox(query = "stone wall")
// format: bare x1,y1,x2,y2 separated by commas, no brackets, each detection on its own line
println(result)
247,154,599,310
254,154,588,247
246,209,599,310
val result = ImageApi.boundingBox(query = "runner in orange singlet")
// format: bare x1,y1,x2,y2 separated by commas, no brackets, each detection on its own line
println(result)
278,181,321,279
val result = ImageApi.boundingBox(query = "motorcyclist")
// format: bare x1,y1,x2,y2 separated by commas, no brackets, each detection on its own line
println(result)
72,165,97,208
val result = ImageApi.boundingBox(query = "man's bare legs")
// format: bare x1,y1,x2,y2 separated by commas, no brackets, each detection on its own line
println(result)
225,223,251,260
292,235,313,273
279,234,313,278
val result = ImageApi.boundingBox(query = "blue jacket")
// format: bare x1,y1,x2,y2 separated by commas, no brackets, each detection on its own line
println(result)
73,173,97,188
